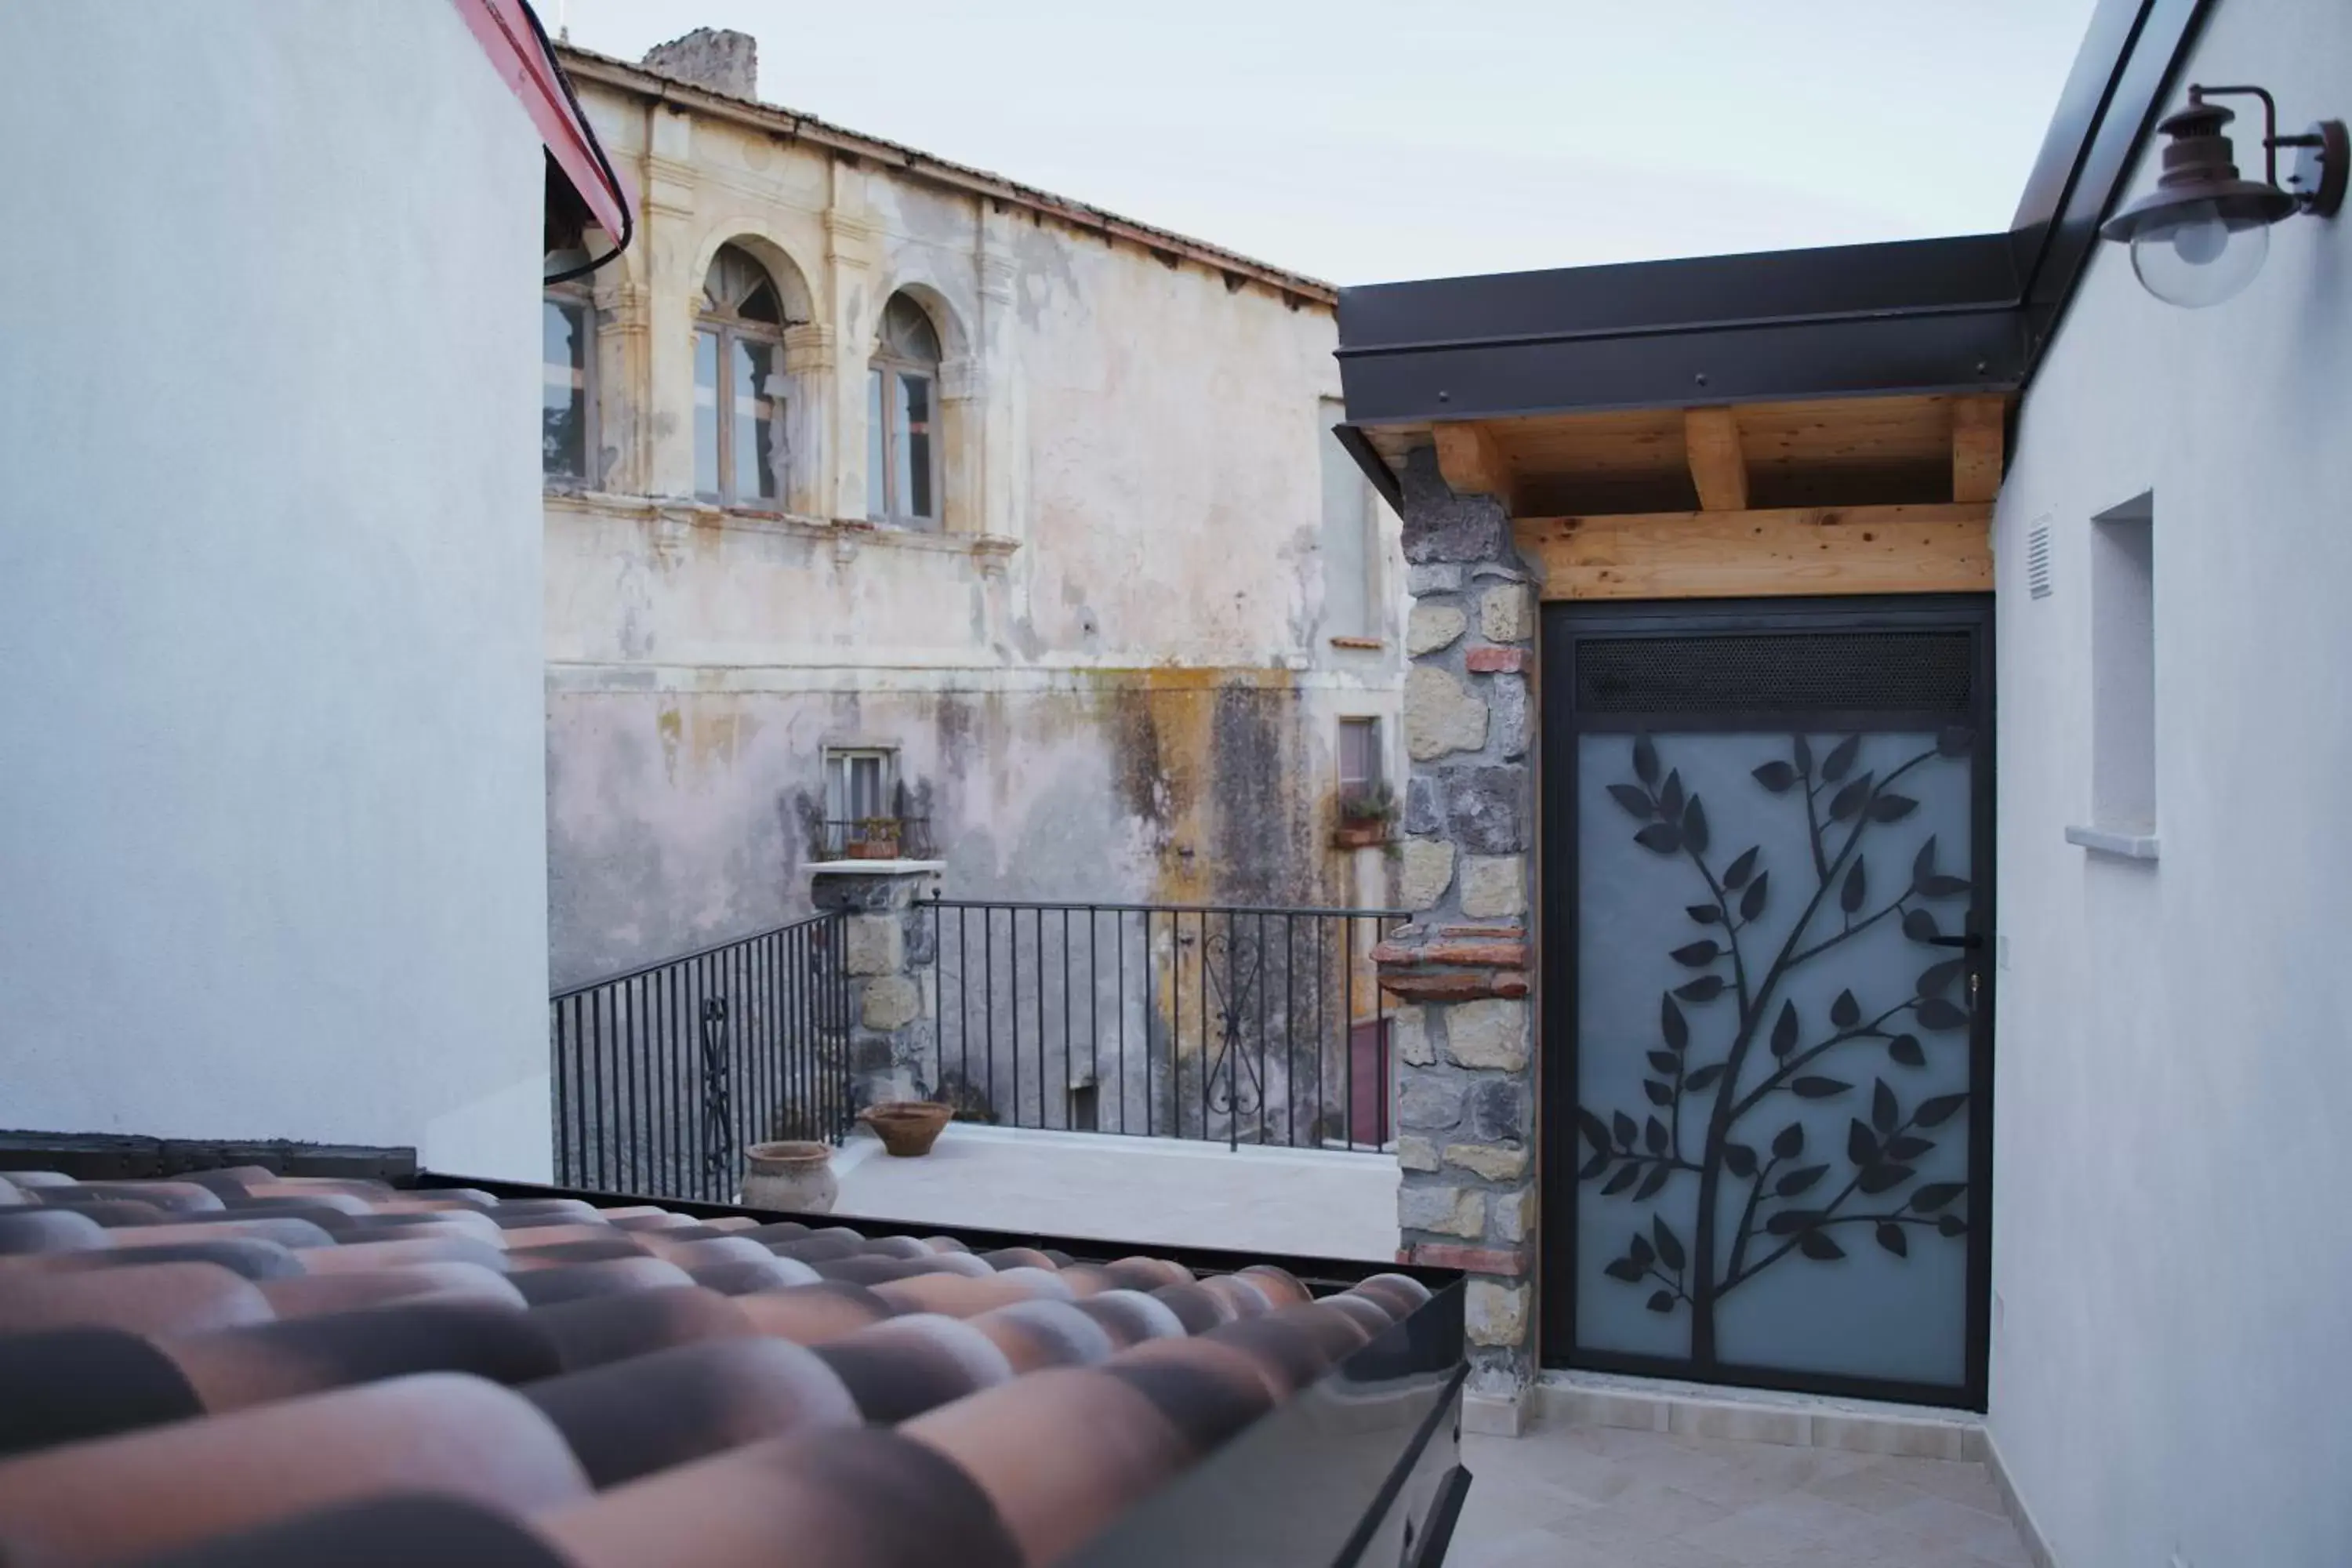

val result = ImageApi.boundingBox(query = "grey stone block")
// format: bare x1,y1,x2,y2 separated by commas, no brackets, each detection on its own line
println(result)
1407,563,1465,595
1404,776,1443,836
1398,1075,1464,1131
902,909,938,967
1445,765,1529,853
1399,448,1510,564
1466,1078,1526,1144
1491,673,1529,762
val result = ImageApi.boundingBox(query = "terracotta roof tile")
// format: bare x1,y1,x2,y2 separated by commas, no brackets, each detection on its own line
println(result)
0,1261,270,1338
539,1424,1023,1568
0,1372,591,1563
0,1166,1451,1566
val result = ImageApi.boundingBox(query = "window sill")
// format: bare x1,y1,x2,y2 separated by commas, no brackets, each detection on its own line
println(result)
544,490,831,533
2064,824,2159,862
543,492,1018,564
808,858,946,877
835,522,1021,561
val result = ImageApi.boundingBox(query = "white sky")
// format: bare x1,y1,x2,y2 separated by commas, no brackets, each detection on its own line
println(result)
558,0,2099,286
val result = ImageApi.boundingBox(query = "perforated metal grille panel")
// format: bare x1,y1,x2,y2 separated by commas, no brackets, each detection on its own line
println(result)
1573,630,1976,715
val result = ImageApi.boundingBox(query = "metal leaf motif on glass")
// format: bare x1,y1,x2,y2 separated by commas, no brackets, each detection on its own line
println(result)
1576,729,1976,1366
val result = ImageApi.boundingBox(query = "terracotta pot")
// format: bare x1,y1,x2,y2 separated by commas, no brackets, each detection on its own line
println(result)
845,837,898,861
859,1101,953,1158
741,1141,838,1214
1331,822,1388,849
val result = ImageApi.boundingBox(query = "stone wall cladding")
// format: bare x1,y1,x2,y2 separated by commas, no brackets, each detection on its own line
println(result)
811,868,940,1106
1381,447,1541,1428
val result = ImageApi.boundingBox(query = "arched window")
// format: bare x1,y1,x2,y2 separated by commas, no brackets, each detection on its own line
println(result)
542,249,595,483
695,244,788,507
868,293,942,527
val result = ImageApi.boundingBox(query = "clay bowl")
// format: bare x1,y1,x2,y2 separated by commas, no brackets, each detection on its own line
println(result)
858,1102,953,1159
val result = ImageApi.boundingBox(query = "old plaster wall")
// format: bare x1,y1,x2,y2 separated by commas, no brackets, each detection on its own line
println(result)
545,64,1399,990
546,674,1379,989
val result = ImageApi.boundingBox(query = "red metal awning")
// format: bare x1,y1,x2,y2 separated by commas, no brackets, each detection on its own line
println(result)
450,0,633,241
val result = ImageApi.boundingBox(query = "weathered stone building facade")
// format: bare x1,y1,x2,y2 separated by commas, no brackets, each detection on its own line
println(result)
542,35,1400,990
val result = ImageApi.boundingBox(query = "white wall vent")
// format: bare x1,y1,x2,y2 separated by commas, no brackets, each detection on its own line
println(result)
2027,520,2054,599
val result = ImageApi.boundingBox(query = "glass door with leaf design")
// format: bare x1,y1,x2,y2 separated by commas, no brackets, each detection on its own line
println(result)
1541,598,1994,1407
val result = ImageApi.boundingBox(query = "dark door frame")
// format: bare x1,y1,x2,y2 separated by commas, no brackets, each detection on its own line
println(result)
1537,593,1997,1410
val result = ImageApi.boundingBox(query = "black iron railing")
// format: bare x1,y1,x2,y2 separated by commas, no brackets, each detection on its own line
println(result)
551,912,852,1201
815,817,934,862
924,898,1408,1152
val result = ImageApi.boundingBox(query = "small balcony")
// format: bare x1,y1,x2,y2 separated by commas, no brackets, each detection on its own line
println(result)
547,889,1406,1261
812,815,935,863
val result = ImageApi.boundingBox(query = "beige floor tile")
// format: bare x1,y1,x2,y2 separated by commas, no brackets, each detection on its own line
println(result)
1450,1467,1600,1541
1556,1483,1740,1548
1446,1421,2033,1568
1446,1524,1625,1568
1669,1491,1882,1561
1879,1494,2034,1561
1798,1457,1958,1515
1876,1455,2009,1518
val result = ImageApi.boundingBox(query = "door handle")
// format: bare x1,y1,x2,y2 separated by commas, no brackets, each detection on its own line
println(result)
1925,934,1984,950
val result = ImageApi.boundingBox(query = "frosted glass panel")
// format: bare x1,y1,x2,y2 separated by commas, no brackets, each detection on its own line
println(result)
1573,728,1976,1387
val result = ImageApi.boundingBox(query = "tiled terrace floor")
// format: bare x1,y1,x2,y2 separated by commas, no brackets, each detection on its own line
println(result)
1452,1417,2030,1568
828,1121,1402,1261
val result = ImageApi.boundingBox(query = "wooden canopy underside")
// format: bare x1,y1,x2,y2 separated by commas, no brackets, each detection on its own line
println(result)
1373,392,2005,602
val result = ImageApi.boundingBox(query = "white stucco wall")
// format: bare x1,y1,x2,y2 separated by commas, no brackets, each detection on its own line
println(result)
0,3,553,1178
1988,0,2352,1561
543,67,1402,984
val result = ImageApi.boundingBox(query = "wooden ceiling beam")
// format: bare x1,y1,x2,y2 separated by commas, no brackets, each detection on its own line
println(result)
1682,407,1748,510
1432,423,1515,510
1951,395,2005,503
1514,503,1991,601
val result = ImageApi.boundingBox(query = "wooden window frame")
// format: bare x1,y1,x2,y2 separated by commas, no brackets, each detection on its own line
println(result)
696,250,789,511
868,298,946,530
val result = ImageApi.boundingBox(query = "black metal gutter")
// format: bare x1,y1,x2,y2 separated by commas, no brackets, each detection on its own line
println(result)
1334,0,2212,426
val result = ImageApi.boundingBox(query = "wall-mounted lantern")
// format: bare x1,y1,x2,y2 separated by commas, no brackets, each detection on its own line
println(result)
2100,84,2344,307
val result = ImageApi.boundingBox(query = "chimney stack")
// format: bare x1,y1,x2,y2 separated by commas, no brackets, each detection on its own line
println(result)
640,27,757,101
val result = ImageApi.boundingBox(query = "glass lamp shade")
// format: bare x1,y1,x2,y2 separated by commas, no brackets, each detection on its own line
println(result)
2126,198,2271,308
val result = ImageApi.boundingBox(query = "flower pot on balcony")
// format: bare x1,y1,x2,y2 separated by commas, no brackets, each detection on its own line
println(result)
845,837,899,861
1331,822,1389,850
859,1100,953,1158
741,1140,837,1214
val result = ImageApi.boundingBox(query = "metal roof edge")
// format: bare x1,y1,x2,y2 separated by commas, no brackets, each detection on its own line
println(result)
1333,0,2213,425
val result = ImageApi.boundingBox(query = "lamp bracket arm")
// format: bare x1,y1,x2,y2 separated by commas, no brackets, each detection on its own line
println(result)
2191,84,2283,183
